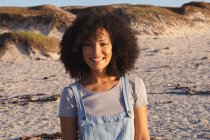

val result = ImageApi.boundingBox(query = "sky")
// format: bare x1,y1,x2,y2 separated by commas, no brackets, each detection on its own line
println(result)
0,0,210,7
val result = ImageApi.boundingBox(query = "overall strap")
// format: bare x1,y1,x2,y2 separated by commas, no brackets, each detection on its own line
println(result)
71,83,87,121
122,75,133,117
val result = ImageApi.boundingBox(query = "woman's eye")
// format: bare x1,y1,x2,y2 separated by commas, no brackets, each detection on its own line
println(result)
101,43,108,46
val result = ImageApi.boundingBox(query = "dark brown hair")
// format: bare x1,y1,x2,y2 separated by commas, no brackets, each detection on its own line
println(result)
60,13,139,79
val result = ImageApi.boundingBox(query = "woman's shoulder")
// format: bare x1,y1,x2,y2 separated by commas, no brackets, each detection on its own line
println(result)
126,74,146,97
127,74,145,87
59,82,78,117
61,81,78,97
126,74,148,107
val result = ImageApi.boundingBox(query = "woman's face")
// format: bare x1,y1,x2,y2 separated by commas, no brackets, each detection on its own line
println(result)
82,28,112,74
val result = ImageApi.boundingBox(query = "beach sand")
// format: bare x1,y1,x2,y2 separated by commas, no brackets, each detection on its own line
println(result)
0,28,210,139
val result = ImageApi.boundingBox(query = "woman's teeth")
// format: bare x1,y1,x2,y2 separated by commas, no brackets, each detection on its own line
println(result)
91,58,104,62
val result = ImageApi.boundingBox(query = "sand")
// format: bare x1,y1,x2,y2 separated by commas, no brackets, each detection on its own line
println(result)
0,28,210,139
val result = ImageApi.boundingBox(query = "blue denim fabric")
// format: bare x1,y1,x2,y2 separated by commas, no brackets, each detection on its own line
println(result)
71,76,134,140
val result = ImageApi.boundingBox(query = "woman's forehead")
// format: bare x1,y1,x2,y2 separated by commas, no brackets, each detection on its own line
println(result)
84,28,110,43
95,28,110,41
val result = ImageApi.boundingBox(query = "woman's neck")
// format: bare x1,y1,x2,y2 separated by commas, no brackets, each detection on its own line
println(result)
80,71,118,85
83,73,116,83
91,73,110,82
79,73,119,92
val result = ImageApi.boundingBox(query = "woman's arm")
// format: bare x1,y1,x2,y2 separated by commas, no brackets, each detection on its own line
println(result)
134,106,150,140
60,117,78,140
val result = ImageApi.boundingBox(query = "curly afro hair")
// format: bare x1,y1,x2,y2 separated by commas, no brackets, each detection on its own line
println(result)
60,13,139,79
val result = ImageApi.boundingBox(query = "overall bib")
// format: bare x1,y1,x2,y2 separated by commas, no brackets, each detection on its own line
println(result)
71,76,135,140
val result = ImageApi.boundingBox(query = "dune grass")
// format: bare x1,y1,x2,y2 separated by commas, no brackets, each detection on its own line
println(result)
122,5,188,26
0,31,60,55
0,5,74,29
182,2,210,10
0,2,209,39
0,2,209,29
67,5,123,15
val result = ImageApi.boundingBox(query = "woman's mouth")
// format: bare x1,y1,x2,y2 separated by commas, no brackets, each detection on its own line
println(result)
90,57,105,62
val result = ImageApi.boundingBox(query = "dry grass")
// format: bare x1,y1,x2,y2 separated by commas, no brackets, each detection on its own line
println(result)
125,5,183,21
0,7,39,15
182,6,210,16
182,2,210,10
29,4,63,11
66,5,121,15
63,4,187,25
64,4,196,24
0,2,209,37
0,32,60,55
1,2,209,29
0,5,74,29
166,2,210,15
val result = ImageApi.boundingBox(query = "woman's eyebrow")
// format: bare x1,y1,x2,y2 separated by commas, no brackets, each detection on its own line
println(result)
98,39,109,41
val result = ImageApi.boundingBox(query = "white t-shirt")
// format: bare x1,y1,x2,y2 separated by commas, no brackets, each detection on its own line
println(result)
58,76,148,117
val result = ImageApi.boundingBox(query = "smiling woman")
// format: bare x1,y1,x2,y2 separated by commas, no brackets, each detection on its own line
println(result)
59,13,150,140
82,28,112,74
60,14,139,79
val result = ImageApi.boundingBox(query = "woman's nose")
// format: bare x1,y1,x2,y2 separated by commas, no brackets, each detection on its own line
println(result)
92,43,101,53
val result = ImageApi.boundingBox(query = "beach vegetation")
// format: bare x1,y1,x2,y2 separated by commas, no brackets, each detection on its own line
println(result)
124,5,184,21
65,4,131,15
166,2,210,16
182,2,210,10
0,5,74,29
0,31,60,56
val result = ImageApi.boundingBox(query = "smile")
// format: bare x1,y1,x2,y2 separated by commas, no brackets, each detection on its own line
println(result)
90,57,105,62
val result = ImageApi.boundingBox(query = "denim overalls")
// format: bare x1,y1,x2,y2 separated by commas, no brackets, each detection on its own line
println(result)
71,76,135,140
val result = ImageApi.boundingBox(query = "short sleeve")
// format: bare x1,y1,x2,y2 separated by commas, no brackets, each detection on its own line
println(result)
58,87,77,117
129,76,148,108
